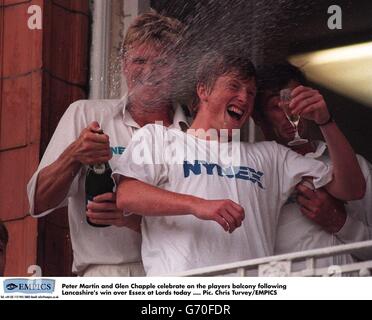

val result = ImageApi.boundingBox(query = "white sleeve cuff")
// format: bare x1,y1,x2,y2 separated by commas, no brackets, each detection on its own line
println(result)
122,211,134,217
336,214,369,243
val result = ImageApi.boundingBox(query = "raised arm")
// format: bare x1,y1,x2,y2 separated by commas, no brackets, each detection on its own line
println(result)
319,122,365,200
116,177,245,233
290,85,365,200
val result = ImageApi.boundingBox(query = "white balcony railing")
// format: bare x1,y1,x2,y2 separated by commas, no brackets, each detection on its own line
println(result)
173,240,372,277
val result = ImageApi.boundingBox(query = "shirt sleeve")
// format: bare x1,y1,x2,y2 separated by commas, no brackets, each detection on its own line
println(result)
27,101,85,217
277,143,333,198
112,124,169,187
335,155,372,260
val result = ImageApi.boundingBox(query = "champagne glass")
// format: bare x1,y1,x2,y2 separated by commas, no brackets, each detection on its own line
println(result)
279,88,308,146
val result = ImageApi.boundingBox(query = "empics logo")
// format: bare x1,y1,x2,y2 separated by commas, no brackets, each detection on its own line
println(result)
3,279,55,294
5,283,18,291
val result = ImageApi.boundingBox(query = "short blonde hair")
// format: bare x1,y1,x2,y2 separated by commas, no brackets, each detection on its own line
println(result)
123,11,184,55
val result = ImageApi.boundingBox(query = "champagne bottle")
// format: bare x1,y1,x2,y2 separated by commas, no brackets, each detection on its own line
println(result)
85,132,115,228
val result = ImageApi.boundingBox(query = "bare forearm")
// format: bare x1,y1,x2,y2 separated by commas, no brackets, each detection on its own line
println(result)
117,178,245,232
322,122,366,200
117,178,200,216
34,143,81,214
33,121,112,214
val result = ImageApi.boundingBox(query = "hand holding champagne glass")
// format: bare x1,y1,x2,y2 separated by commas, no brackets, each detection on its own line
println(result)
279,88,308,146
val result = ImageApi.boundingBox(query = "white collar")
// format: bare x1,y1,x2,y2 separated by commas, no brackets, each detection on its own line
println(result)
172,103,189,131
117,94,189,130
305,140,328,159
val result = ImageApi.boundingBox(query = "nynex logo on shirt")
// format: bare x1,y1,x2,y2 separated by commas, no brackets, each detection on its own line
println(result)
183,160,264,189
111,146,126,155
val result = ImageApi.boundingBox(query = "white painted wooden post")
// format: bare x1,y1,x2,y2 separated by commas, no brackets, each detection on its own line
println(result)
89,0,112,99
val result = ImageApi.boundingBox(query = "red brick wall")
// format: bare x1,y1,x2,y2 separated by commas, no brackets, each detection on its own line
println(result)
0,0,90,276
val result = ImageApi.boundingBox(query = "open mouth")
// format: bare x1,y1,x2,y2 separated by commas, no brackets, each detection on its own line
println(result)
134,77,163,87
227,105,244,121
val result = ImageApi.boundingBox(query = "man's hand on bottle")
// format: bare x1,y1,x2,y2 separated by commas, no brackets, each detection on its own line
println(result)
72,121,112,165
192,199,245,233
86,192,142,232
